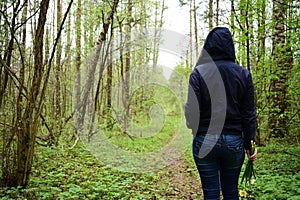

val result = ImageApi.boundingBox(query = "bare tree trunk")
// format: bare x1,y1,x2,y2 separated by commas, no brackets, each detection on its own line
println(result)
255,0,267,145
193,0,199,57
230,0,235,37
1,0,24,187
16,0,50,187
107,39,113,130
216,0,219,27
0,0,20,106
208,0,213,30
238,0,247,66
152,1,159,70
123,0,132,133
64,10,72,117
189,1,193,70
77,0,119,132
75,0,82,131
54,0,62,145
245,3,250,71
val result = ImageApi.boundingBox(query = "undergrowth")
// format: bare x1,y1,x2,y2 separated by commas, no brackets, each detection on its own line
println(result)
0,138,299,199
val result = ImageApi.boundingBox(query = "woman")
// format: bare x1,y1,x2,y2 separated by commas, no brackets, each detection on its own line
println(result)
185,27,257,199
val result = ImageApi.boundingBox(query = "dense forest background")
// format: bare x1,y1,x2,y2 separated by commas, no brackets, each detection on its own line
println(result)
0,0,299,199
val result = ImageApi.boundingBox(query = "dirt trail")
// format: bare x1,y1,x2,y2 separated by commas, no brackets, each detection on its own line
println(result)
159,158,203,199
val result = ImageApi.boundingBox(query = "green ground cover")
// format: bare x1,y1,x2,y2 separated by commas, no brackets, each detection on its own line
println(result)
1,136,299,199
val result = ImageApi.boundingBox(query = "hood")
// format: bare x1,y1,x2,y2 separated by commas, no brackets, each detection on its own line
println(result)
196,27,236,66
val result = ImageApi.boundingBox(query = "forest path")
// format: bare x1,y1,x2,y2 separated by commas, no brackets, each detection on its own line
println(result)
158,158,203,199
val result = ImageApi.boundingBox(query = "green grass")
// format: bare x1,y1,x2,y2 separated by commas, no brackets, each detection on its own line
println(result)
0,143,200,200
0,144,164,199
104,115,185,152
1,130,299,199
239,140,300,199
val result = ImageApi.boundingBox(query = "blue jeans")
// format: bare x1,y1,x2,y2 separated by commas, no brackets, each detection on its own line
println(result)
193,134,245,200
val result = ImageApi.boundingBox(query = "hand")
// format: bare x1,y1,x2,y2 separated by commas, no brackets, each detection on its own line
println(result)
246,149,258,162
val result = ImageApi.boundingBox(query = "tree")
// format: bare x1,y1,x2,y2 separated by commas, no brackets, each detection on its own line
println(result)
54,0,63,145
16,0,50,187
269,0,293,138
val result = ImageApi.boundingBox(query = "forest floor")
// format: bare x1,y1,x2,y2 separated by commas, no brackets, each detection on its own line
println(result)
0,138,299,199
158,157,202,199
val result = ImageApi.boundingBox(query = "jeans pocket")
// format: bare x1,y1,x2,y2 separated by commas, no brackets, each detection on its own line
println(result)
226,137,244,153
193,135,218,158
224,137,245,165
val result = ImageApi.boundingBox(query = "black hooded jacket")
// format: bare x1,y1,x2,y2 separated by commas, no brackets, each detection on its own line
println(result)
184,27,256,150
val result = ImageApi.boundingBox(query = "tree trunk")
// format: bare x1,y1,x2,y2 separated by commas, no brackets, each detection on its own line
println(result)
54,0,62,145
189,1,193,70
77,0,119,132
16,0,50,187
123,0,132,133
255,0,267,145
152,1,159,70
193,0,199,57
208,0,213,30
63,10,72,117
75,0,82,131
269,0,291,138
216,0,219,27
106,37,113,130
230,0,235,36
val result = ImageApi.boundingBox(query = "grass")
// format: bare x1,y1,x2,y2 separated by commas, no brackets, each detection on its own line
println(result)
0,143,201,200
1,127,299,199
238,139,300,199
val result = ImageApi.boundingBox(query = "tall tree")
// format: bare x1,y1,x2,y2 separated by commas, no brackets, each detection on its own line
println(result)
16,0,50,187
208,0,213,30
254,0,267,144
123,0,133,132
77,0,119,133
269,0,292,138
193,0,199,57
215,0,219,27
54,0,63,145
75,0,82,132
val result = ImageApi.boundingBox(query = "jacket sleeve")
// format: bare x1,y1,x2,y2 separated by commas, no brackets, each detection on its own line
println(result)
241,72,256,150
184,70,201,135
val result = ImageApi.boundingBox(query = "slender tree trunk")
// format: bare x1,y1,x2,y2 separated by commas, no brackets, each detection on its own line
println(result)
230,0,235,37
1,0,21,186
189,1,193,69
245,2,250,71
123,0,132,133
216,0,219,27
255,0,267,145
75,0,82,131
208,0,213,30
238,0,247,66
193,0,199,57
16,0,50,187
78,0,119,132
54,0,62,145
64,9,72,117
107,40,113,130
0,0,20,106
152,1,159,70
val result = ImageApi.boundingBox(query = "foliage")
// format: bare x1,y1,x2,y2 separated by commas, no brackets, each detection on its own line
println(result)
239,140,300,199
0,139,201,199
0,0,299,194
241,141,256,186
1,138,299,199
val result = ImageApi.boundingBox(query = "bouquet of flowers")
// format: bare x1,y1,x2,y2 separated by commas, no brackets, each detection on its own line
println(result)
241,140,256,186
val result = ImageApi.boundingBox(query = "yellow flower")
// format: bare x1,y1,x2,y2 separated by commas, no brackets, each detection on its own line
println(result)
250,179,256,185
239,190,247,198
